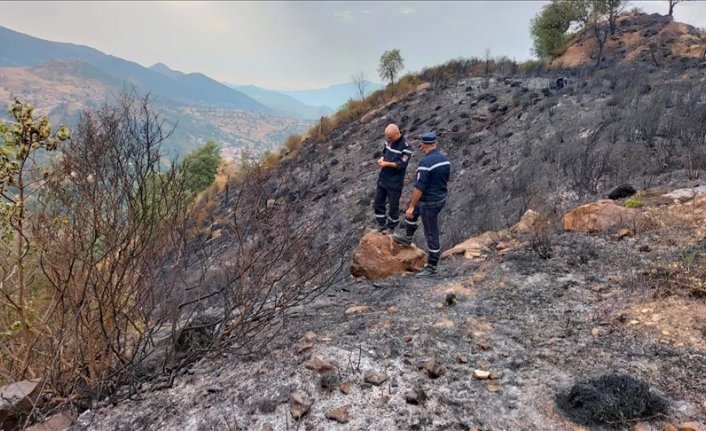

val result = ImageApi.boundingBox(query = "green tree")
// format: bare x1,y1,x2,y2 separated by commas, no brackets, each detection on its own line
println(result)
180,140,221,194
0,99,70,315
378,49,405,86
591,0,624,35
530,1,589,59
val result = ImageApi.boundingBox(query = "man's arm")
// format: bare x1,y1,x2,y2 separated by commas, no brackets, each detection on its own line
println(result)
405,188,423,219
377,158,397,169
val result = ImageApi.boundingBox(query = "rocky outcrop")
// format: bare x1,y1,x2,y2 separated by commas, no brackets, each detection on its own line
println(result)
443,210,542,260
350,231,426,279
441,231,506,259
510,209,545,234
562,200,638,233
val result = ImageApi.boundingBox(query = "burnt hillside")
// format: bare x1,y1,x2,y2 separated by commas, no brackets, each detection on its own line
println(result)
65,13,706,431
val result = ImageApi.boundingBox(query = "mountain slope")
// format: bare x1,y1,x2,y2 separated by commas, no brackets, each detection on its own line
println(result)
33,13,706,431
230,84,334,120
0,25,270,112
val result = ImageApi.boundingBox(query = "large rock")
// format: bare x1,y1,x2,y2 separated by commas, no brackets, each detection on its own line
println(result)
0,380,43,429
441,231,506,259
350,231,426,279
662,185,706,201
562,200,638,233
510,209,545,234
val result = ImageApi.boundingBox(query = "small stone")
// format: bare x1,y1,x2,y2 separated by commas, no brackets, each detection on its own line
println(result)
288,390,311,420
388,306,399,314
677,422,702,431
639,244,651,252
417,359,445,379
618,228,634,238
405,389,428,405
445,293,457,306
339,381,352,394
297,343,313,354
403,335,413,343
434,318,454,329
325,404,351,423
663,424,679,431
629,320,640,325
486,384,502,393
345,305,372,314
478,342,492,351
303,331,317,342
26,412,73,431
634,423,650,431
591,327,607,337
457,356,469,364
261,425,274,431
305,356,335,373
206,385,224,393
661,330,671,336
473,370,491,380
364,370,388,386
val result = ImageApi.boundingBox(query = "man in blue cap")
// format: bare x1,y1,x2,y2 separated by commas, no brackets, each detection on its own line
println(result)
393,132,451,277
373,123,412,233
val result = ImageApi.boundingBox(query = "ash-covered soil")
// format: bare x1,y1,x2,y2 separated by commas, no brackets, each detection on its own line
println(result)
75,227,706,431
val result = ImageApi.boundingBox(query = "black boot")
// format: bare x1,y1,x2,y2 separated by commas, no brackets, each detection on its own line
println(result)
416,263,438,277
392,231,413,246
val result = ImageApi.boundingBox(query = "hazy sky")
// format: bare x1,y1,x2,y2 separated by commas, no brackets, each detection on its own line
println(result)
1,1,705,90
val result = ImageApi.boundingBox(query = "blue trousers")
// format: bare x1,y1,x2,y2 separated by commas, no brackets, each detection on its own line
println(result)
404,199,445,265
373,185,401,229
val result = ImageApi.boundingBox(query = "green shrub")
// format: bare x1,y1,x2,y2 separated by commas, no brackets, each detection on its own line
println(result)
624,191,645,208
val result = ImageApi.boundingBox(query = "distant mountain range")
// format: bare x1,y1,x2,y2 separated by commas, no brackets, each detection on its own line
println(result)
0,26,269,113
225,80,387,120
279,81,385,111
0,25,315,157
226,84,334,120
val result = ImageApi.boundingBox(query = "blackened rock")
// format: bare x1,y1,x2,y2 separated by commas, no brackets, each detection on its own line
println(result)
555,374,668,427
608,184,637,200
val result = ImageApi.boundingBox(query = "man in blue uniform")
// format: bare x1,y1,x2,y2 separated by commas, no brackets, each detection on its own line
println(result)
393,132,450,277
373,123,412,233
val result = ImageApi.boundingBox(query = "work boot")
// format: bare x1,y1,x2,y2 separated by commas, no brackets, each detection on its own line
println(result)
416,264,438,277
392,232,413,246
376,224,387,233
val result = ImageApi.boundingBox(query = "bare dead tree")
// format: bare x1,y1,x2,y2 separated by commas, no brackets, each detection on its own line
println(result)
563,122,613,197
28,91,193,403
351,71,369,100
166,159,354,370
649,42,661,68
668,0,687,17
594,25,609,69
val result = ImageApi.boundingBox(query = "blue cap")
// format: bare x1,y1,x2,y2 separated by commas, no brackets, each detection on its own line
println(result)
421,132,437,144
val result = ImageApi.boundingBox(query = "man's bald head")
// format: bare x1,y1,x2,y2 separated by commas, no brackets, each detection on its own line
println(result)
385,124,401,142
